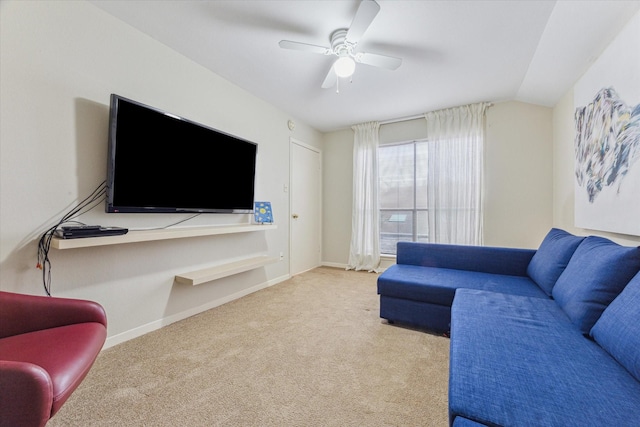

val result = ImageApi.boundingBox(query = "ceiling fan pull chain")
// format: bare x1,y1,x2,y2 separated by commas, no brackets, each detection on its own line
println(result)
336,78,340,94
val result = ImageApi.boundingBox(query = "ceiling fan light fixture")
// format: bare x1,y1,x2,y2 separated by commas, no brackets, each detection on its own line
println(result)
334,56,356,78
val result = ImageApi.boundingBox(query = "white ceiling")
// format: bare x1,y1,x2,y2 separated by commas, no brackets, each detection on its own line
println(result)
90,0,640,132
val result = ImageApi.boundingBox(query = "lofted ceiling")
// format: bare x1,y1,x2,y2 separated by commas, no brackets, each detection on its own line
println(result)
90,0,640,132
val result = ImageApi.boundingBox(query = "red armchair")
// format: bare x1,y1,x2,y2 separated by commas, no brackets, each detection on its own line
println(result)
0,291,107,427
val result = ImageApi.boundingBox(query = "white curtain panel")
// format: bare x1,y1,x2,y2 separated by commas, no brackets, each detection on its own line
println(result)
347,121,381,272
424,103,489,245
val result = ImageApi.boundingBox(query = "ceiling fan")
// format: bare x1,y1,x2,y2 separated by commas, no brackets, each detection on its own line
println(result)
278,0,402,90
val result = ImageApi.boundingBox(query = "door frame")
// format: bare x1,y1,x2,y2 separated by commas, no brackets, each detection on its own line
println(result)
289,137,322,276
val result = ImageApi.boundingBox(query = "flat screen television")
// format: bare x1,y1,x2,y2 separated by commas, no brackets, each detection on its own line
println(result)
106,94,257,214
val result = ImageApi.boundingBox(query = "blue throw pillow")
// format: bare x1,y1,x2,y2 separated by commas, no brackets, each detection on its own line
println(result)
552,236,640,334
591,271,640,382
526,228,584,296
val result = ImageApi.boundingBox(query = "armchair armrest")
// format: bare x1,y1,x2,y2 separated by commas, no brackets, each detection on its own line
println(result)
0,360,52,427
396,242,536,276
0,291,107,339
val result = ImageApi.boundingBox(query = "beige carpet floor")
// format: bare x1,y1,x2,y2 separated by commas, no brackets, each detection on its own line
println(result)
49,267,450,427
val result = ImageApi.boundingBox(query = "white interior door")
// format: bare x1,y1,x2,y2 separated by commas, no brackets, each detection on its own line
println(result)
290,139,321,276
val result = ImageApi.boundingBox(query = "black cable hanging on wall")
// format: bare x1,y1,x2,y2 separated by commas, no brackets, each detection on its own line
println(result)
37,181,107,296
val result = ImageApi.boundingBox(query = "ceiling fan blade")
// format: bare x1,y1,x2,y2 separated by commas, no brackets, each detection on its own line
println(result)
346,0,380,44
321,65,337,89
354,52,402,70
279,40,332,55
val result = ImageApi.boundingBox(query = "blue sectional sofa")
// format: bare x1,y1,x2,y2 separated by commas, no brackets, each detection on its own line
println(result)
377,228,640,426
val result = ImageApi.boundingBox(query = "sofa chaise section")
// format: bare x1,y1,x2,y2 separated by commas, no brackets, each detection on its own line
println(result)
377,228,586,333
449,288,640,426
378,242,546,332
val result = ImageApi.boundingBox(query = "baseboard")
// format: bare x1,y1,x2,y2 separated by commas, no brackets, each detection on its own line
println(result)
103,273,291,349
322,261,392,272
321,261,348,269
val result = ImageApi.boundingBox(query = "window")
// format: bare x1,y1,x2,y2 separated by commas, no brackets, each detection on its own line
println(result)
378,140,429,255
377,104,486,256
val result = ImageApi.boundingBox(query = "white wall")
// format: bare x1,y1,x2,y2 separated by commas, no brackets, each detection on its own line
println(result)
321,101,554,268
321,129,354,268
484,101,553,248
0,0,322,347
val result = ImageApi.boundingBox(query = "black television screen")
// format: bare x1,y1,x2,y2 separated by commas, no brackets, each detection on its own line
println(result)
106,94,257,214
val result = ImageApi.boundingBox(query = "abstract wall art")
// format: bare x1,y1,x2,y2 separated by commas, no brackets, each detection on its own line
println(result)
574,12,640,236
575,88,640,201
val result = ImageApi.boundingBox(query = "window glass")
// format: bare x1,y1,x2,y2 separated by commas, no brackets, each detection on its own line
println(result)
379,140,428,255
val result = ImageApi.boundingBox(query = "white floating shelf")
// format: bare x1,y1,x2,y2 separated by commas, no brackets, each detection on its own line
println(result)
51,223,277,250
175,255,279,286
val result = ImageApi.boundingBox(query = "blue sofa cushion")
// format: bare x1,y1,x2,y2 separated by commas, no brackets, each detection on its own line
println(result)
449,289,640,427
377,264,548,306
591,271,640,382
552,236,640,334
526,228,584,296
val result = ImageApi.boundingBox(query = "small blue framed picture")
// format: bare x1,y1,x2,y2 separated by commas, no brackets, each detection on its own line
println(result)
254,201,273,223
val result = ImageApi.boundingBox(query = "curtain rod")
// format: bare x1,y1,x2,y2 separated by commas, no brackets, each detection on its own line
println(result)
379,114,424,126
379,102,494,126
